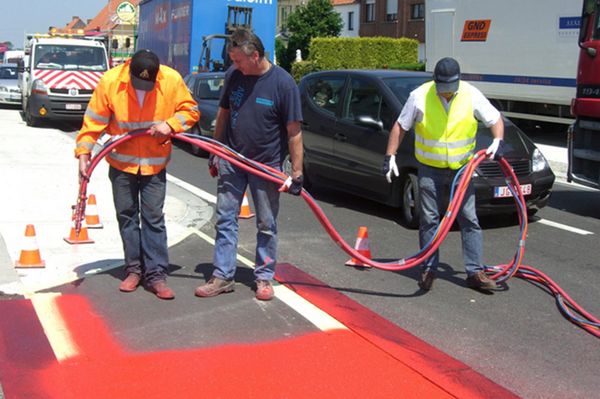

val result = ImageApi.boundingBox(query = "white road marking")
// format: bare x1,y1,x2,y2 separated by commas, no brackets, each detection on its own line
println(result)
30,292,80,362
167,174,217,204
537,219,594,235
192,229,347,332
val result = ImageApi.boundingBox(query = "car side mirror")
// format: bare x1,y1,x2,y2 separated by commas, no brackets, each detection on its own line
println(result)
355,115,384,130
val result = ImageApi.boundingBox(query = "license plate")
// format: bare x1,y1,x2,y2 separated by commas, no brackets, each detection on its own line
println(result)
494,183,532,198
65,103,82,110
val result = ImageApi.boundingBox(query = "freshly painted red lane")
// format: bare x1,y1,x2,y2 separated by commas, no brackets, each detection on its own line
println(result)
275,263,520,399
2,295,455,399
0,300,66,398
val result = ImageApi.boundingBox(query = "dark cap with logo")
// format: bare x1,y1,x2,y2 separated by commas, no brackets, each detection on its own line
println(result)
130,49,160,91
433,57,460,94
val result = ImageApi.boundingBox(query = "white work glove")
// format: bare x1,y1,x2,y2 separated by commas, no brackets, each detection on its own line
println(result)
486,138,503,159
383,155,399,183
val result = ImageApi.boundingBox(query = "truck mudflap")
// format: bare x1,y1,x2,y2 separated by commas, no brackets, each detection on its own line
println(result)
568,119,600,189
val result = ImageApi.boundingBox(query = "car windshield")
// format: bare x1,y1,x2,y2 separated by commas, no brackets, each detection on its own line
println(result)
195,77,224,100
382,76,430,104
0,66,17,79
34,44,107,71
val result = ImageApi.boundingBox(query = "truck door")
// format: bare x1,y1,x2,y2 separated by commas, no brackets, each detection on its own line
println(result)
428,8,455,61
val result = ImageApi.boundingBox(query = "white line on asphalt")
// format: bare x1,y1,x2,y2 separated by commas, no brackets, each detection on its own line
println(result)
190,228,347,332
537,219,594,235
30,293,80,362
167,174,217,204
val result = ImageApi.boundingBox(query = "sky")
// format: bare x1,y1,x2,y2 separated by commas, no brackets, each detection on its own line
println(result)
0,0,107,48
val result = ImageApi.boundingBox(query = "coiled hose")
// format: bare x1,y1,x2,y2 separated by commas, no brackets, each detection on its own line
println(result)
73,129,600,338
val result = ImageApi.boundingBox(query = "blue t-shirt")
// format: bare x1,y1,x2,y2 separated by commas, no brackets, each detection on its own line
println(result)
219,64,302,167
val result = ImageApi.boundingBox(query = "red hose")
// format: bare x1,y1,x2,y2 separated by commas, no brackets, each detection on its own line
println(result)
72,130,599,337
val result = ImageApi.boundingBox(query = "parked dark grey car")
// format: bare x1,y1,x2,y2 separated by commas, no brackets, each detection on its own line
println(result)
183,72,225,156
298,70,555,228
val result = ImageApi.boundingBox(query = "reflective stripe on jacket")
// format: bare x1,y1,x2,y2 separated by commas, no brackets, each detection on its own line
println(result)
75,59,199,175
414,81,477,170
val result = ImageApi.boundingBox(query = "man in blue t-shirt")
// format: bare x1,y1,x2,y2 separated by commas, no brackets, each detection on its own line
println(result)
195,28,304,301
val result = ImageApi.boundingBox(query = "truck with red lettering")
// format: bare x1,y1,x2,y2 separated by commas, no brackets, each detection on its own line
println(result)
19,32,109,127
568,0,600,190
426,0,580,126
136,0,277,76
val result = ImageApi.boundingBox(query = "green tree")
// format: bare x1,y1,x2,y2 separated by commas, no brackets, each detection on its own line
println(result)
279,0,342,71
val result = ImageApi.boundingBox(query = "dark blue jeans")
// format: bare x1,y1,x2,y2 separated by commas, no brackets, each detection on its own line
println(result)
109,166,168,284
418,164,483,276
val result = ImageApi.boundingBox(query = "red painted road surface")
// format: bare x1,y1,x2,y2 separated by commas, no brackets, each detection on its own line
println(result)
0,264,518,398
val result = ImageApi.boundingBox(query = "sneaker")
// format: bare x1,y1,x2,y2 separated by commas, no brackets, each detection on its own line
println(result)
466,271,498,290
195,276,235,297
255,280,274,301
418,270,436,291
119,273,141,292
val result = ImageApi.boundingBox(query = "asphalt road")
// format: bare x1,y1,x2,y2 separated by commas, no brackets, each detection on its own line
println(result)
1,105,598,398
170,135,600,399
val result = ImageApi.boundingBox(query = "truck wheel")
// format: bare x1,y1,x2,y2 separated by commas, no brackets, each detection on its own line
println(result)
401,172,420,229
25,104,39,127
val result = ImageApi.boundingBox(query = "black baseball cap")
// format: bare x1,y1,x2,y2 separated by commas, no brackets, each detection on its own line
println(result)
433,57,460,93
130,49,159,91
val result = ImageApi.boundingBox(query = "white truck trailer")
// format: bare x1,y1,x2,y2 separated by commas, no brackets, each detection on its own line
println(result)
425,0,581,125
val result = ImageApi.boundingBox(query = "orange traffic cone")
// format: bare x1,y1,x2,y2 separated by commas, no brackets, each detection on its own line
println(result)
64,220,95,245
345,226,372,268
85,194,103,229
15,224,45,268
239,191,255,219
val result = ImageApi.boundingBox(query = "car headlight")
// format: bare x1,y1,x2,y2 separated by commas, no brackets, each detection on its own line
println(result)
532,148,549,172
32,79,48,95
0,86,7,92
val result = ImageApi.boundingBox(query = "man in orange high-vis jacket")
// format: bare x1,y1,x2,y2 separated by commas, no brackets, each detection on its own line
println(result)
75,50,199,300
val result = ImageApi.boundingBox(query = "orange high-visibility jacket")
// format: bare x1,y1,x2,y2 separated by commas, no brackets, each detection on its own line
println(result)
75,59,200,175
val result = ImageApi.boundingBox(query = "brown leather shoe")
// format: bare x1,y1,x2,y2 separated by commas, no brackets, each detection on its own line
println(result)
255,280,274,301
150,281,175,300
418,270,436,291
119,273,141,292
466,271,498,290
195,276,235,297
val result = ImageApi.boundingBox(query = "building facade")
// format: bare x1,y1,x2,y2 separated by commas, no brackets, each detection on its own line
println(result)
332,0,360,37
359,0,425,60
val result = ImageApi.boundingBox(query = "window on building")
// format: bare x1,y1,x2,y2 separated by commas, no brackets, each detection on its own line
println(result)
366,0,375,23
348,11,354,30
386,0,398,22
410,3,425,20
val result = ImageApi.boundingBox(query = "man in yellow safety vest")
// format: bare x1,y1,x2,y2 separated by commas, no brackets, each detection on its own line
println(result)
383,57,504,292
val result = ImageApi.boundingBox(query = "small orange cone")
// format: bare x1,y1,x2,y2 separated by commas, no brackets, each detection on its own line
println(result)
345,226,372,268
64,221,95,245
85,194,103,228
15,224,45,268
239,191,255,219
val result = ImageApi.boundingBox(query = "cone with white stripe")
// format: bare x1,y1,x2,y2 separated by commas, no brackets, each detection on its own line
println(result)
15,224,45,268
239,191,255,219
345,226,372,268
85,194,103,228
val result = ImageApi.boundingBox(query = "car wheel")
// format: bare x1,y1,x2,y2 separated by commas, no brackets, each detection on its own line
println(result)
189,126,208,157
401,172,420,229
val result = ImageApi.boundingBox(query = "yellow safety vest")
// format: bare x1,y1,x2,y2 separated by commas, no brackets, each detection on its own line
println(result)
415,81,477,170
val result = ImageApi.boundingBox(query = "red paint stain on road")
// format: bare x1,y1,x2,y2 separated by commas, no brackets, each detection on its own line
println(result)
2,295,455,399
